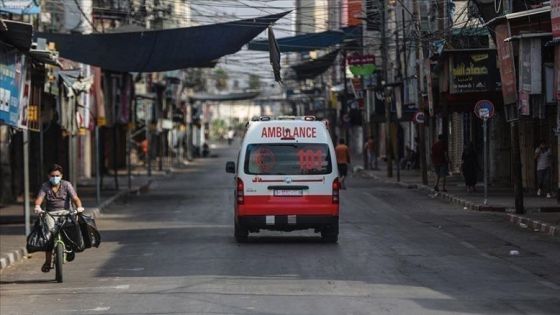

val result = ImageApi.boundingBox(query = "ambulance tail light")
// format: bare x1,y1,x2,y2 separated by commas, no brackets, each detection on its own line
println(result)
332,178,340,204
236,178,245,204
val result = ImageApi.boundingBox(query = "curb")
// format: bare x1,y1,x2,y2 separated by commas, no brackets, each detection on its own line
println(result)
0,247,27,270
363,171,507,212
0,180,153,271
507,213,559,237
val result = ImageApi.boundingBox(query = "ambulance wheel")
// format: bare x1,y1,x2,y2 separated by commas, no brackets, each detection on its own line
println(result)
321,223,338,243
235,222,249,243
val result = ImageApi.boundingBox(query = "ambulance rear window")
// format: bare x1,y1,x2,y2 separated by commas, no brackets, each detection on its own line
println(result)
244,143,332,175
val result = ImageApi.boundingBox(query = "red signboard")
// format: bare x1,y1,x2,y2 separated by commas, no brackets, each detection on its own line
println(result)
552,0,560,39
347,54,375,65
347,0,362,27
495,23,517,105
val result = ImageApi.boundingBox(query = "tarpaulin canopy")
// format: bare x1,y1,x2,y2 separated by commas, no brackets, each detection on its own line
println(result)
291,49,340,80
248,30,345,52
248,26,361,52
36,12,289,73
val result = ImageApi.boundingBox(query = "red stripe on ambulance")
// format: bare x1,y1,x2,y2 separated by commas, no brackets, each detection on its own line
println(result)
237,195,338,216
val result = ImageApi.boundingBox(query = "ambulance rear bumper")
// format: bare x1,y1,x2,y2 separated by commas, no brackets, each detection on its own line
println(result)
237,215,338,231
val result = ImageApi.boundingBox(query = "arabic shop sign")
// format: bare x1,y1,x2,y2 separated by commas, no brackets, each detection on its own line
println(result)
449,51,499,94
348,54,377,77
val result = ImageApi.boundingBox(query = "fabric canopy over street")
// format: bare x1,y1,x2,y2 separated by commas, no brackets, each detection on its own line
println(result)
36,11,289,73
248,30,345,52
190,91,259,101
248,26,360,52
291,49,340,80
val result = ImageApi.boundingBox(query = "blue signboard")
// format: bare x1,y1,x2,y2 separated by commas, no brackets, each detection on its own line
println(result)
0,1,41,15
0,44,26,127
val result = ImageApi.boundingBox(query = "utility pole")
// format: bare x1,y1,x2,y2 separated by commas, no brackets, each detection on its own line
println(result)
414,0,429,185
381,0,392,177
23,129,30,236
511,119,524,214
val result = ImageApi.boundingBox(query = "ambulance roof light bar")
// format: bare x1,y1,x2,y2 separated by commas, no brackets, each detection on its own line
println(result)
251,116,271,121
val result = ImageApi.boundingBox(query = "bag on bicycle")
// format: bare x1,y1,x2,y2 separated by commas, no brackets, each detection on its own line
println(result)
26,216,54,253
78,213,101,248
60,215,85,252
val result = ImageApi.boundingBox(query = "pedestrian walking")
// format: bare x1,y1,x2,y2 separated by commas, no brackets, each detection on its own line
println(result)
535,140,553,198
461,142,478,192
335,138,351,189
363,136,377,170
226,128,235,146
431,134,449,192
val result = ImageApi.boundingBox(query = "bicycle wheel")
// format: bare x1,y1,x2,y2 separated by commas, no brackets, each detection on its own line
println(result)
55,243,64,283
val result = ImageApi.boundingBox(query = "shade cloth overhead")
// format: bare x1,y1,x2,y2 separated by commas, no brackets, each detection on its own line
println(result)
36,12,289,73
248,30,345,52
268,27,282,82
190,91,260,101
248,26,361,52
291,49,340,80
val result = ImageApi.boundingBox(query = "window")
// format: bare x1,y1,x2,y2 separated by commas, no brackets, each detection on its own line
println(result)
244,143,332,175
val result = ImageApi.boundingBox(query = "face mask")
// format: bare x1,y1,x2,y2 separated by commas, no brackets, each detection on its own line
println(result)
49,176,62,185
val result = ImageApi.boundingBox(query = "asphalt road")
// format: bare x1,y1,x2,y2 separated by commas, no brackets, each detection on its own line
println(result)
1,144,559,315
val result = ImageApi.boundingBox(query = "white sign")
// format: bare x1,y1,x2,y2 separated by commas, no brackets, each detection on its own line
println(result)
413,111,426,124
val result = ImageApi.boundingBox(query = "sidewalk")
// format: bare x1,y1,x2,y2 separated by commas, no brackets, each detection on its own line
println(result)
0,171,158,270
356,162,560,238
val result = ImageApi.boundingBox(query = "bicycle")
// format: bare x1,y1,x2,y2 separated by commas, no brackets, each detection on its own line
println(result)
40,209,79,283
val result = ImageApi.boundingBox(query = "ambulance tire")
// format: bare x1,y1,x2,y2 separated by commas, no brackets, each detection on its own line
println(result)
235,221,249,243
321,223,339,243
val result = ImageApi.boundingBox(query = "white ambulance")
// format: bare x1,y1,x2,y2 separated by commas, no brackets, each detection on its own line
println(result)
225,116,340,243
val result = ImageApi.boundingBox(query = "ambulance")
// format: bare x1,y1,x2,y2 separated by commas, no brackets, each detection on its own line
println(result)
225,116,340,243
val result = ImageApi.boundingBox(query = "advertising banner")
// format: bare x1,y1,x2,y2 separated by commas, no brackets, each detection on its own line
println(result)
495,23,517,105
0,44,26,128
552,0,560,39
519,38,542,94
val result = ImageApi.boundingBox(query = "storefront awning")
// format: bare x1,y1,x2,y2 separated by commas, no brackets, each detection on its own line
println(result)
35,12,289,73
291,49,340,80
483,5,551,27
505,32,552,42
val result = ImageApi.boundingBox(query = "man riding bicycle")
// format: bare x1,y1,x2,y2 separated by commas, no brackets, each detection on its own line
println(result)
33,164,84,273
